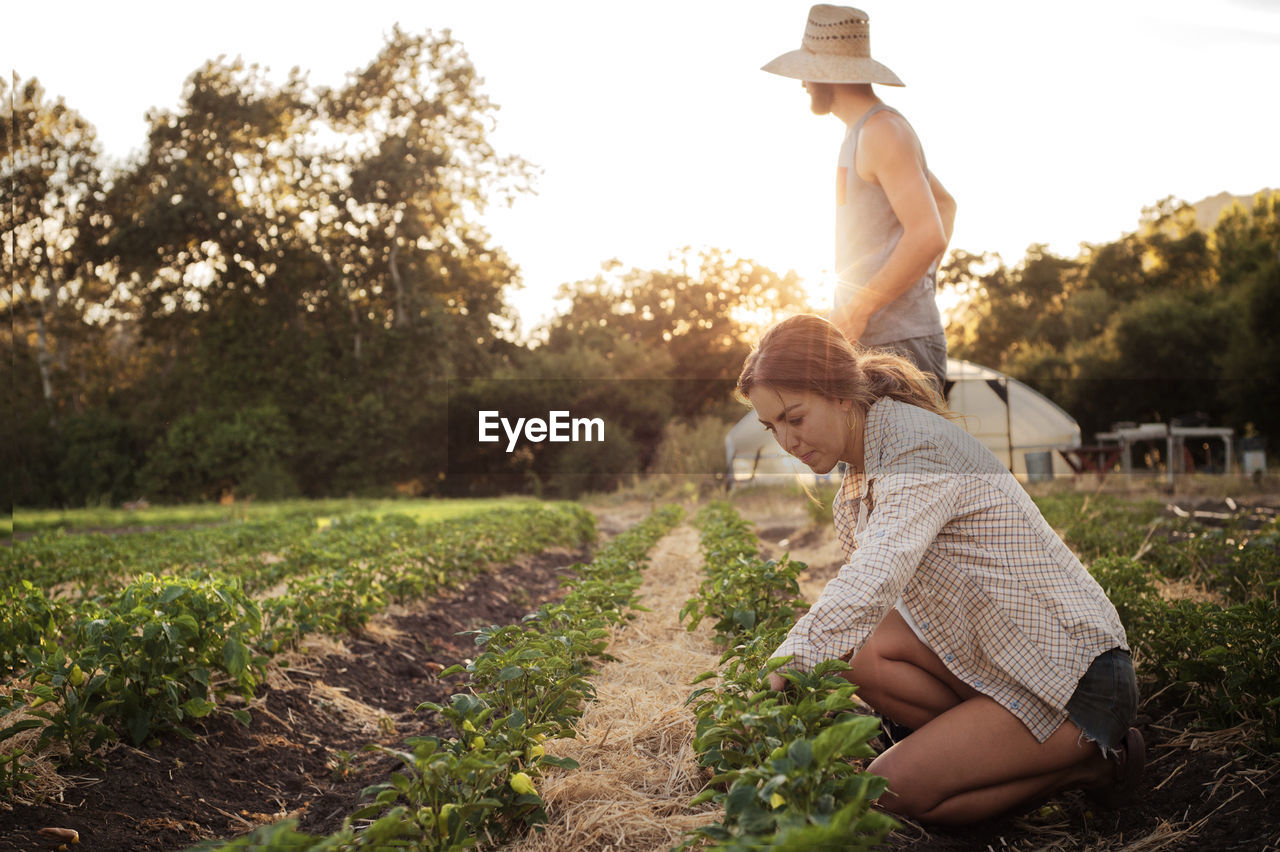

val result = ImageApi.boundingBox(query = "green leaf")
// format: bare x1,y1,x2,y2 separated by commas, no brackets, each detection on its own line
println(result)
787,738,813,769
812,714,880,764
223,637,250,677
689,788,718,806
182,697,217,718
160,585,187,605
724,779,757,817
126,709,152,746
497,665,524,682
0,719,44,742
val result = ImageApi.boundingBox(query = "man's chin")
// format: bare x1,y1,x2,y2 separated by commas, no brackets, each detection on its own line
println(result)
807,83,835,115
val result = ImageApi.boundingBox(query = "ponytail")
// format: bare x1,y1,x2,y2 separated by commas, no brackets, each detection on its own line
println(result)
737,314,948,417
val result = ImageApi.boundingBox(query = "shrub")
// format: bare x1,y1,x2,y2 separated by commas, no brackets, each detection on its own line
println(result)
138,404,297,502
55,411,143,507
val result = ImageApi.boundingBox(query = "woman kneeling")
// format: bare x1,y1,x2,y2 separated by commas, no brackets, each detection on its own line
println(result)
739,314,1143,825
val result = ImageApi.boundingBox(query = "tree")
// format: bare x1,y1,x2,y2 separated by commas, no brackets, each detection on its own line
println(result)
323,26,532,354
940,246,1078,369
90,29,533,498
942,192,1279,447
1215,191,1280,439
1135,197,1214,295
2,76,119,509
2,75,107,416
544,248,812,420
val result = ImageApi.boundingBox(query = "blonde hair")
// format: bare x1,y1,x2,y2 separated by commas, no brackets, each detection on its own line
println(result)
737,314,948,416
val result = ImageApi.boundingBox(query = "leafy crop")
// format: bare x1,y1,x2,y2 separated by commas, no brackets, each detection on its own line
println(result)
192,504,682,850
679,505,806,646
678,502,897,850
1,503,596,792
1090,555,1280,747
1045,494,1280,751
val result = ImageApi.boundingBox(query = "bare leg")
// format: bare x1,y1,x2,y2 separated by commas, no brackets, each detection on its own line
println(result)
868,696,1109,824
845,609,978,729
843,610,1110,824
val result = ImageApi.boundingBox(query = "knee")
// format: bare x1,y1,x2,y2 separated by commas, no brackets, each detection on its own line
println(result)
867,752,933,820
847,636,908,694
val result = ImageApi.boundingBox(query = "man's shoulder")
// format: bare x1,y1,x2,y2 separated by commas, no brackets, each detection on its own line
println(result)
858,108,922,156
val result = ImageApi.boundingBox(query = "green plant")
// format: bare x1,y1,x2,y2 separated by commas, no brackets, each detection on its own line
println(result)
188,504,679,850
689,655,868,777
681,503,807,646
1137,597,1280,745
185,819,351,850
445,621,605,739
1088,546,1280,750
15,647,115,766
0,581,68,679
685,713,895,850
0,689,42,798
680,501,898,849
0,748,37,800
351,736,521,850
328,749,355,782
78,574,264,744
138,404,298,502
1087,555,1158,631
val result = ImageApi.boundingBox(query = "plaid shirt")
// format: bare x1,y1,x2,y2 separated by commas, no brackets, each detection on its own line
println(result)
772,398,1128,742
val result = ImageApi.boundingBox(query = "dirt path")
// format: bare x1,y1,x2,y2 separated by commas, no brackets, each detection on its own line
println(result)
509,523,723,852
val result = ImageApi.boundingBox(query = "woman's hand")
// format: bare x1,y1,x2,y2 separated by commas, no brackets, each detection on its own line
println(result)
767,671,788,692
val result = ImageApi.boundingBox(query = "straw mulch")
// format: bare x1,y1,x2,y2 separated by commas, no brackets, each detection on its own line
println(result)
509,523,724,852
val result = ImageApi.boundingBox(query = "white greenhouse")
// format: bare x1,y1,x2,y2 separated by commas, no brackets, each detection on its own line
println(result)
725,358,1081,487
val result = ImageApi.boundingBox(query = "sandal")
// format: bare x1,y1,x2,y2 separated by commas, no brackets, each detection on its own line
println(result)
1086,727,1145,809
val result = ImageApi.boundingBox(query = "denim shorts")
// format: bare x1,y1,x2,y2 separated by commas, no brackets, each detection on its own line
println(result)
874,333,948,394
1063,648,1139,756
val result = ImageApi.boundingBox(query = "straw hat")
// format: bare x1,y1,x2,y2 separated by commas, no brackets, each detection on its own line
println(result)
762,5,904,86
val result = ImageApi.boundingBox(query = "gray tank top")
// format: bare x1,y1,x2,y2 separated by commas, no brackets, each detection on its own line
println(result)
833,104,942,346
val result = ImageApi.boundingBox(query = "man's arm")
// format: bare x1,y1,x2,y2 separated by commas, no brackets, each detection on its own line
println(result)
831,114,949,343
930,170,956,253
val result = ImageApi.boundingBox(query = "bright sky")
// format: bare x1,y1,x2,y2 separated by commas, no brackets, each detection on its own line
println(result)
9,0,1279,339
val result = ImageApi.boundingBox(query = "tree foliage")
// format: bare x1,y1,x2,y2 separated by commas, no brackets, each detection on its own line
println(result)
7,35,1276,507
941,191,1280,442
6,31,531,507
6,42,813,507
544,248,811,417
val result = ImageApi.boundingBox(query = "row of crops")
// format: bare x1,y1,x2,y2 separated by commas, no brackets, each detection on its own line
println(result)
1037,494,1280,748
678,502,897,850
676,495,1280,847
193,503,684,849
3,489,1275,849
1,504,597,795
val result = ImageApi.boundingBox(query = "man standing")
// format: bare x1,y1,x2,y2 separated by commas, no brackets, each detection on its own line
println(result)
764,4,955,391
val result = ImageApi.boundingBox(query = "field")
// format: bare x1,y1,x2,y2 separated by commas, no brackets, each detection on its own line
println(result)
2,486,1278,851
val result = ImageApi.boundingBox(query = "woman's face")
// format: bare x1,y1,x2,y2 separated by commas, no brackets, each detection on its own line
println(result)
747,385,856,475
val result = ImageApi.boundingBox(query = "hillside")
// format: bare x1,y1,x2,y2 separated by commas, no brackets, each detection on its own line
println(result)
1190,188,1276,232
